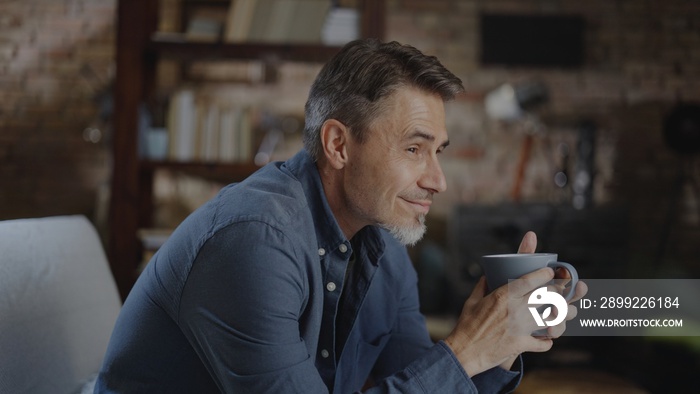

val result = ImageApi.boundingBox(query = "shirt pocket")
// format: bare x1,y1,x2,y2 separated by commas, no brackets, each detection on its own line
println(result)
351,332,392,389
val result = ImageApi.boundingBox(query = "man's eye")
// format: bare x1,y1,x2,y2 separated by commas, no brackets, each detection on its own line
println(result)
407,147,418,154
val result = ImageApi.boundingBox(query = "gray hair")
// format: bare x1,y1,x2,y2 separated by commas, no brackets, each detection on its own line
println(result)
303,39,465,161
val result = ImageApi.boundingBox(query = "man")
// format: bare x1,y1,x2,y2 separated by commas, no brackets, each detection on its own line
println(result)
96,39,586,393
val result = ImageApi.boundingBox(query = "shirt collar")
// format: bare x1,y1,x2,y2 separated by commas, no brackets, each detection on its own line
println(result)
283,150,385,264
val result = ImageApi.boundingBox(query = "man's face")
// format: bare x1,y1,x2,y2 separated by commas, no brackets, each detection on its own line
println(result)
343,87,449,245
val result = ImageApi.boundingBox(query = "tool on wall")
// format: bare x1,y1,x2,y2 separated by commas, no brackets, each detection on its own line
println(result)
484,80,548,202
484,80,599,209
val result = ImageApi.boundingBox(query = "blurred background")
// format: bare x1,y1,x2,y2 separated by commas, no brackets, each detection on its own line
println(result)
1,0,699,392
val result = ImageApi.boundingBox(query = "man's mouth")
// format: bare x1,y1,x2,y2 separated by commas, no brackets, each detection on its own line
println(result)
400,197,432,214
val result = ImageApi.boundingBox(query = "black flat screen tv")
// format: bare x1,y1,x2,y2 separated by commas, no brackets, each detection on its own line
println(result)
480,13,584,68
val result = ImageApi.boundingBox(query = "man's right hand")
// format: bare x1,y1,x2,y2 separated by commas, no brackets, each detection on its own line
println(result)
444,267,557,377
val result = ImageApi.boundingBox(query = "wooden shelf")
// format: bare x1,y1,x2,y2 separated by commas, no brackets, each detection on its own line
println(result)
149,38,344,63
110,0,385,300
141,160,261,184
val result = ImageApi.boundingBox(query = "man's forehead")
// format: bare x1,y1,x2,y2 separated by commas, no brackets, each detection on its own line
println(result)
373,88,447,128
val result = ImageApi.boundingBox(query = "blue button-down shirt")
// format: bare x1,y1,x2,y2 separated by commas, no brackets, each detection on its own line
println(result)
96,150,521,393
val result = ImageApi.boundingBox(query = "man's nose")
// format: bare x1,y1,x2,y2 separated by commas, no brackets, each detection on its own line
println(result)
420,156,447,194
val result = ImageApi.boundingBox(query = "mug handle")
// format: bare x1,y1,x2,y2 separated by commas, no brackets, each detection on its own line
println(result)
546,261,578,301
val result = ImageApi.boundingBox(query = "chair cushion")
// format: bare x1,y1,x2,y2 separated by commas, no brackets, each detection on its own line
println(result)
0,215,122,393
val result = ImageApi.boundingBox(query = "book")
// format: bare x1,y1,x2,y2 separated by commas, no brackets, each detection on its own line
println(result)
247,0,276,42
218,106,239,162
321,7,359,45
167,89,197,161
185,6,227,42
186,19,223,42
265,0,296,42
285,0,331,43
192,98,206,161
202,104,220,162
225,0,331,44
237,107,253,161
224,0,259,42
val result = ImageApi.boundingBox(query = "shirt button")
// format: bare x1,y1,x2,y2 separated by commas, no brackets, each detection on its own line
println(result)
321,349,329,358
318,248,326,256
326,282,336,292
339,244,348,253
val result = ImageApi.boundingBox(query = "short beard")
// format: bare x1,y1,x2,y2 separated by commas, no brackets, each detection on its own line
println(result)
381,214,426,246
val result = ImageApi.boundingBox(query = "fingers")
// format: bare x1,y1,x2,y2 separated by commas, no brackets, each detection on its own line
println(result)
569,280,589,303
549,273,587,305
534,299,579,341
517,231,538,254
566,303,578,320
546,302,580,338
497,270,586,347
524,337,554,353
553,267,572,280
546,320,566,339
508,267,555,298
449,267,559,373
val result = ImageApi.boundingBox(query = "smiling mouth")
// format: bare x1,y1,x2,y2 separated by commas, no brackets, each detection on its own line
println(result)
400,197,432,214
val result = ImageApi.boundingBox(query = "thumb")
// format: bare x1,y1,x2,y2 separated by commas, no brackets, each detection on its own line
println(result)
517,231,537,254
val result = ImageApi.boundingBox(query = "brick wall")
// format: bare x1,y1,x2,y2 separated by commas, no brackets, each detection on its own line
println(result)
2,0,699,275
0,0,115,235
387,0,700,277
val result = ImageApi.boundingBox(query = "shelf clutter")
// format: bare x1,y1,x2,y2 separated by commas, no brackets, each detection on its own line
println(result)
165,89,256,163
178,0,359,45
110,0,385,298
141,87,305,166
321,6,360,45
141,1,363,166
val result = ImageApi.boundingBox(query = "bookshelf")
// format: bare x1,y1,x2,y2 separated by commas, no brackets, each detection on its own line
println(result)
109,0,385,299
149,39,348,62
140,160,260,184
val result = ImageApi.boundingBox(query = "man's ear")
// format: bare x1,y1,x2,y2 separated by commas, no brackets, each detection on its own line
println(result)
320,119,349,170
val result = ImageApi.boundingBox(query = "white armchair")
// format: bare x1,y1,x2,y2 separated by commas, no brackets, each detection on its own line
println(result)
0,215,122,393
